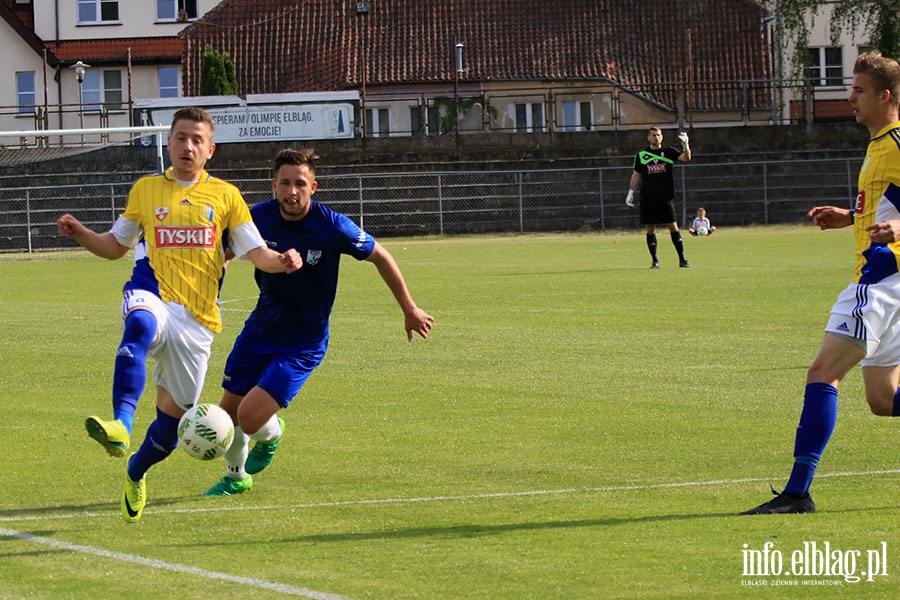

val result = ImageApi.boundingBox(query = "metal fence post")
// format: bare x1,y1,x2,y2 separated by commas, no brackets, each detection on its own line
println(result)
26,188,32,253
437,174,444,236
518,171,524,233
846,158,854,208
598,167,605,230
358,176,364,229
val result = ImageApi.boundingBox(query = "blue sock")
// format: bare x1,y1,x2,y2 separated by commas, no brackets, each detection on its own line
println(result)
128,408,180,482
893,388,900,417
784,382,838,495
112,309,157,434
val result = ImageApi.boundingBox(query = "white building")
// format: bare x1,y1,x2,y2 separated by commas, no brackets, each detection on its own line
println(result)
1,0,213,135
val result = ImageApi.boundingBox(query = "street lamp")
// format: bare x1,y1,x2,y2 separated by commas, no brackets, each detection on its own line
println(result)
357,1,369,140
454,43,464,142
72,60,90,136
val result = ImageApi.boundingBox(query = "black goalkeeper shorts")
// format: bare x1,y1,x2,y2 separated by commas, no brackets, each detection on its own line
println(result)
640,198,677,225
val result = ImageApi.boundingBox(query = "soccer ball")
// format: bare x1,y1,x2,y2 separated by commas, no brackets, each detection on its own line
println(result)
696,226,709,236
177,403,234,461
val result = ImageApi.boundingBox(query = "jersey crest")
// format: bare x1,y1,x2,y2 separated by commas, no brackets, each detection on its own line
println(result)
306,249,322,266
154,206,169,221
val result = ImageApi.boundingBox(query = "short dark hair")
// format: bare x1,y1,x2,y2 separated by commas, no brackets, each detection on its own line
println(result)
273,148,318,177
649,126,662,134
854,51,900,107
171,107,216,135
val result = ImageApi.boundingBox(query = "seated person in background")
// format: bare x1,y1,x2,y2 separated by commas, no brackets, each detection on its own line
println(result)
689,207,716,236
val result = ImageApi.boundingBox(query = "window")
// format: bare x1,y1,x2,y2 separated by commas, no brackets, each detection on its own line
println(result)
409,105,424,136
81,69,123,112
427,104,442,135
104,70,123,109
562,100,592,132
365,107,390,137
159,67,180,98
78,0,119,23
515,102,544,133
16,72,36,115
156,0,198,21
805,47,844,87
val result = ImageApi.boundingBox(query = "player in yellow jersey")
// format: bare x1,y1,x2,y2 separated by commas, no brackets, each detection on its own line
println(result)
744,52,900,514
57,107,303,522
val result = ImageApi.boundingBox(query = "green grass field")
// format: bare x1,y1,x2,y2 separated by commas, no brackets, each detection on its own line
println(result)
1,226,898,599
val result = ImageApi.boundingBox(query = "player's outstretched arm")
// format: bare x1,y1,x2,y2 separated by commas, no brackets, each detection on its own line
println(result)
245,246,303,274
367,242,434,341
808,206,853,230
56,213,129,259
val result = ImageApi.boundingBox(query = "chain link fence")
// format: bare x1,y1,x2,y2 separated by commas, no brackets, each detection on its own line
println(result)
0,158,861,253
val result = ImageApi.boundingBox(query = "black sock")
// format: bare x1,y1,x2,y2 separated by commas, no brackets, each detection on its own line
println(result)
646,233,658,262
670,231,685,261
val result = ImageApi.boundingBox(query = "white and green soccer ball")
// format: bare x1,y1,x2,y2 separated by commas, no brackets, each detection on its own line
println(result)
177,403,234,460
696,226,709,236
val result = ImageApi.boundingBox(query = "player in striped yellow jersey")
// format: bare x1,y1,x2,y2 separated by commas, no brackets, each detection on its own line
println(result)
744,52,900,515
57,107,302,521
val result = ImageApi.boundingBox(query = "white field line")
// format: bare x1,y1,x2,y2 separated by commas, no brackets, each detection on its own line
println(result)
219,296,257,313
3,469,899,524
3,470,898,598
0,527,354,600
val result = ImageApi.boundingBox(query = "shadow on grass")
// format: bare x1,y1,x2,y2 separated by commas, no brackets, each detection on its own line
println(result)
262,505,898,544
0,495,189,521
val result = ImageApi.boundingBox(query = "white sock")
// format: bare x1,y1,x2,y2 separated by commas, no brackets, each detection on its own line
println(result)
250,414,282,443
224,426,249,479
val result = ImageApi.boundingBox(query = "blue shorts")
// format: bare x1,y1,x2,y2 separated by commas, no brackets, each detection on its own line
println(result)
222,345,326,408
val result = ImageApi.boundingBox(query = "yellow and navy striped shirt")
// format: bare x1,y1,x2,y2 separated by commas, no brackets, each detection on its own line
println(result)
121,167,253,332
854,122,900,284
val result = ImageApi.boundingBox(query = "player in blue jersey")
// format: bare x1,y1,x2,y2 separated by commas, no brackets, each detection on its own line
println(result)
203,148,434,496
743,52,900,514
57,107,302,521
626,126,692,268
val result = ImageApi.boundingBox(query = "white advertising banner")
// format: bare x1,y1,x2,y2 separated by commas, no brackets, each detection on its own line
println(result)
208,104,354,142
145,103,355,144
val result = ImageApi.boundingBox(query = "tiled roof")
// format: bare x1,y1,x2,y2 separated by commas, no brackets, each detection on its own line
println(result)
47,38,183,65
180,0,772,109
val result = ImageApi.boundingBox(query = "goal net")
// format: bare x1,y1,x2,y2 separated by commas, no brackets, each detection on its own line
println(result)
0,125,168,256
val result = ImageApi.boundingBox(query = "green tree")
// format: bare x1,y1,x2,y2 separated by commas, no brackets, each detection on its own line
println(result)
199,45,239,96
768,0,900,73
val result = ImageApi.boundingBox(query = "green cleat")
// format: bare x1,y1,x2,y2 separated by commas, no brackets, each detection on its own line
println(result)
85,416,130,458
245,418,285,475
202,475,253,496
122,457,146,523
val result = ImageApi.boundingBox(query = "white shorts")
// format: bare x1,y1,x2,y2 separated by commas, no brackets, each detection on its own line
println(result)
122,289,214,410
825,272,900,367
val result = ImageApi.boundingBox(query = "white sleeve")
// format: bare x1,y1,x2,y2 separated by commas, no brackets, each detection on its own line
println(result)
228,221,267,259
109,215,141,248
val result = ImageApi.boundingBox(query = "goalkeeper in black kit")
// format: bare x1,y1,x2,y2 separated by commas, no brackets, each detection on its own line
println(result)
626,126,692,269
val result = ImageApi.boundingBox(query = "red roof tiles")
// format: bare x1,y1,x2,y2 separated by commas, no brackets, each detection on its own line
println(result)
48,38,183,64
179,0,772,110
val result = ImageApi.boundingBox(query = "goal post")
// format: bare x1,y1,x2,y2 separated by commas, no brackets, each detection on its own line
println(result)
0,125,170,173
0,125,170,255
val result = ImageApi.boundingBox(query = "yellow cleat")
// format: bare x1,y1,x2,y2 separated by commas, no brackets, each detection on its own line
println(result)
85,416,130,458
121,456,146,523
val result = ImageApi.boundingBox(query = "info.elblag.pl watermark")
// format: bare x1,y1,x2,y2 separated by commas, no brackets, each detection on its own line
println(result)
741,541,889,586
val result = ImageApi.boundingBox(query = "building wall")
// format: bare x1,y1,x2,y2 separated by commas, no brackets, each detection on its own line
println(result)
31,0,210,40
0,22,57,131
